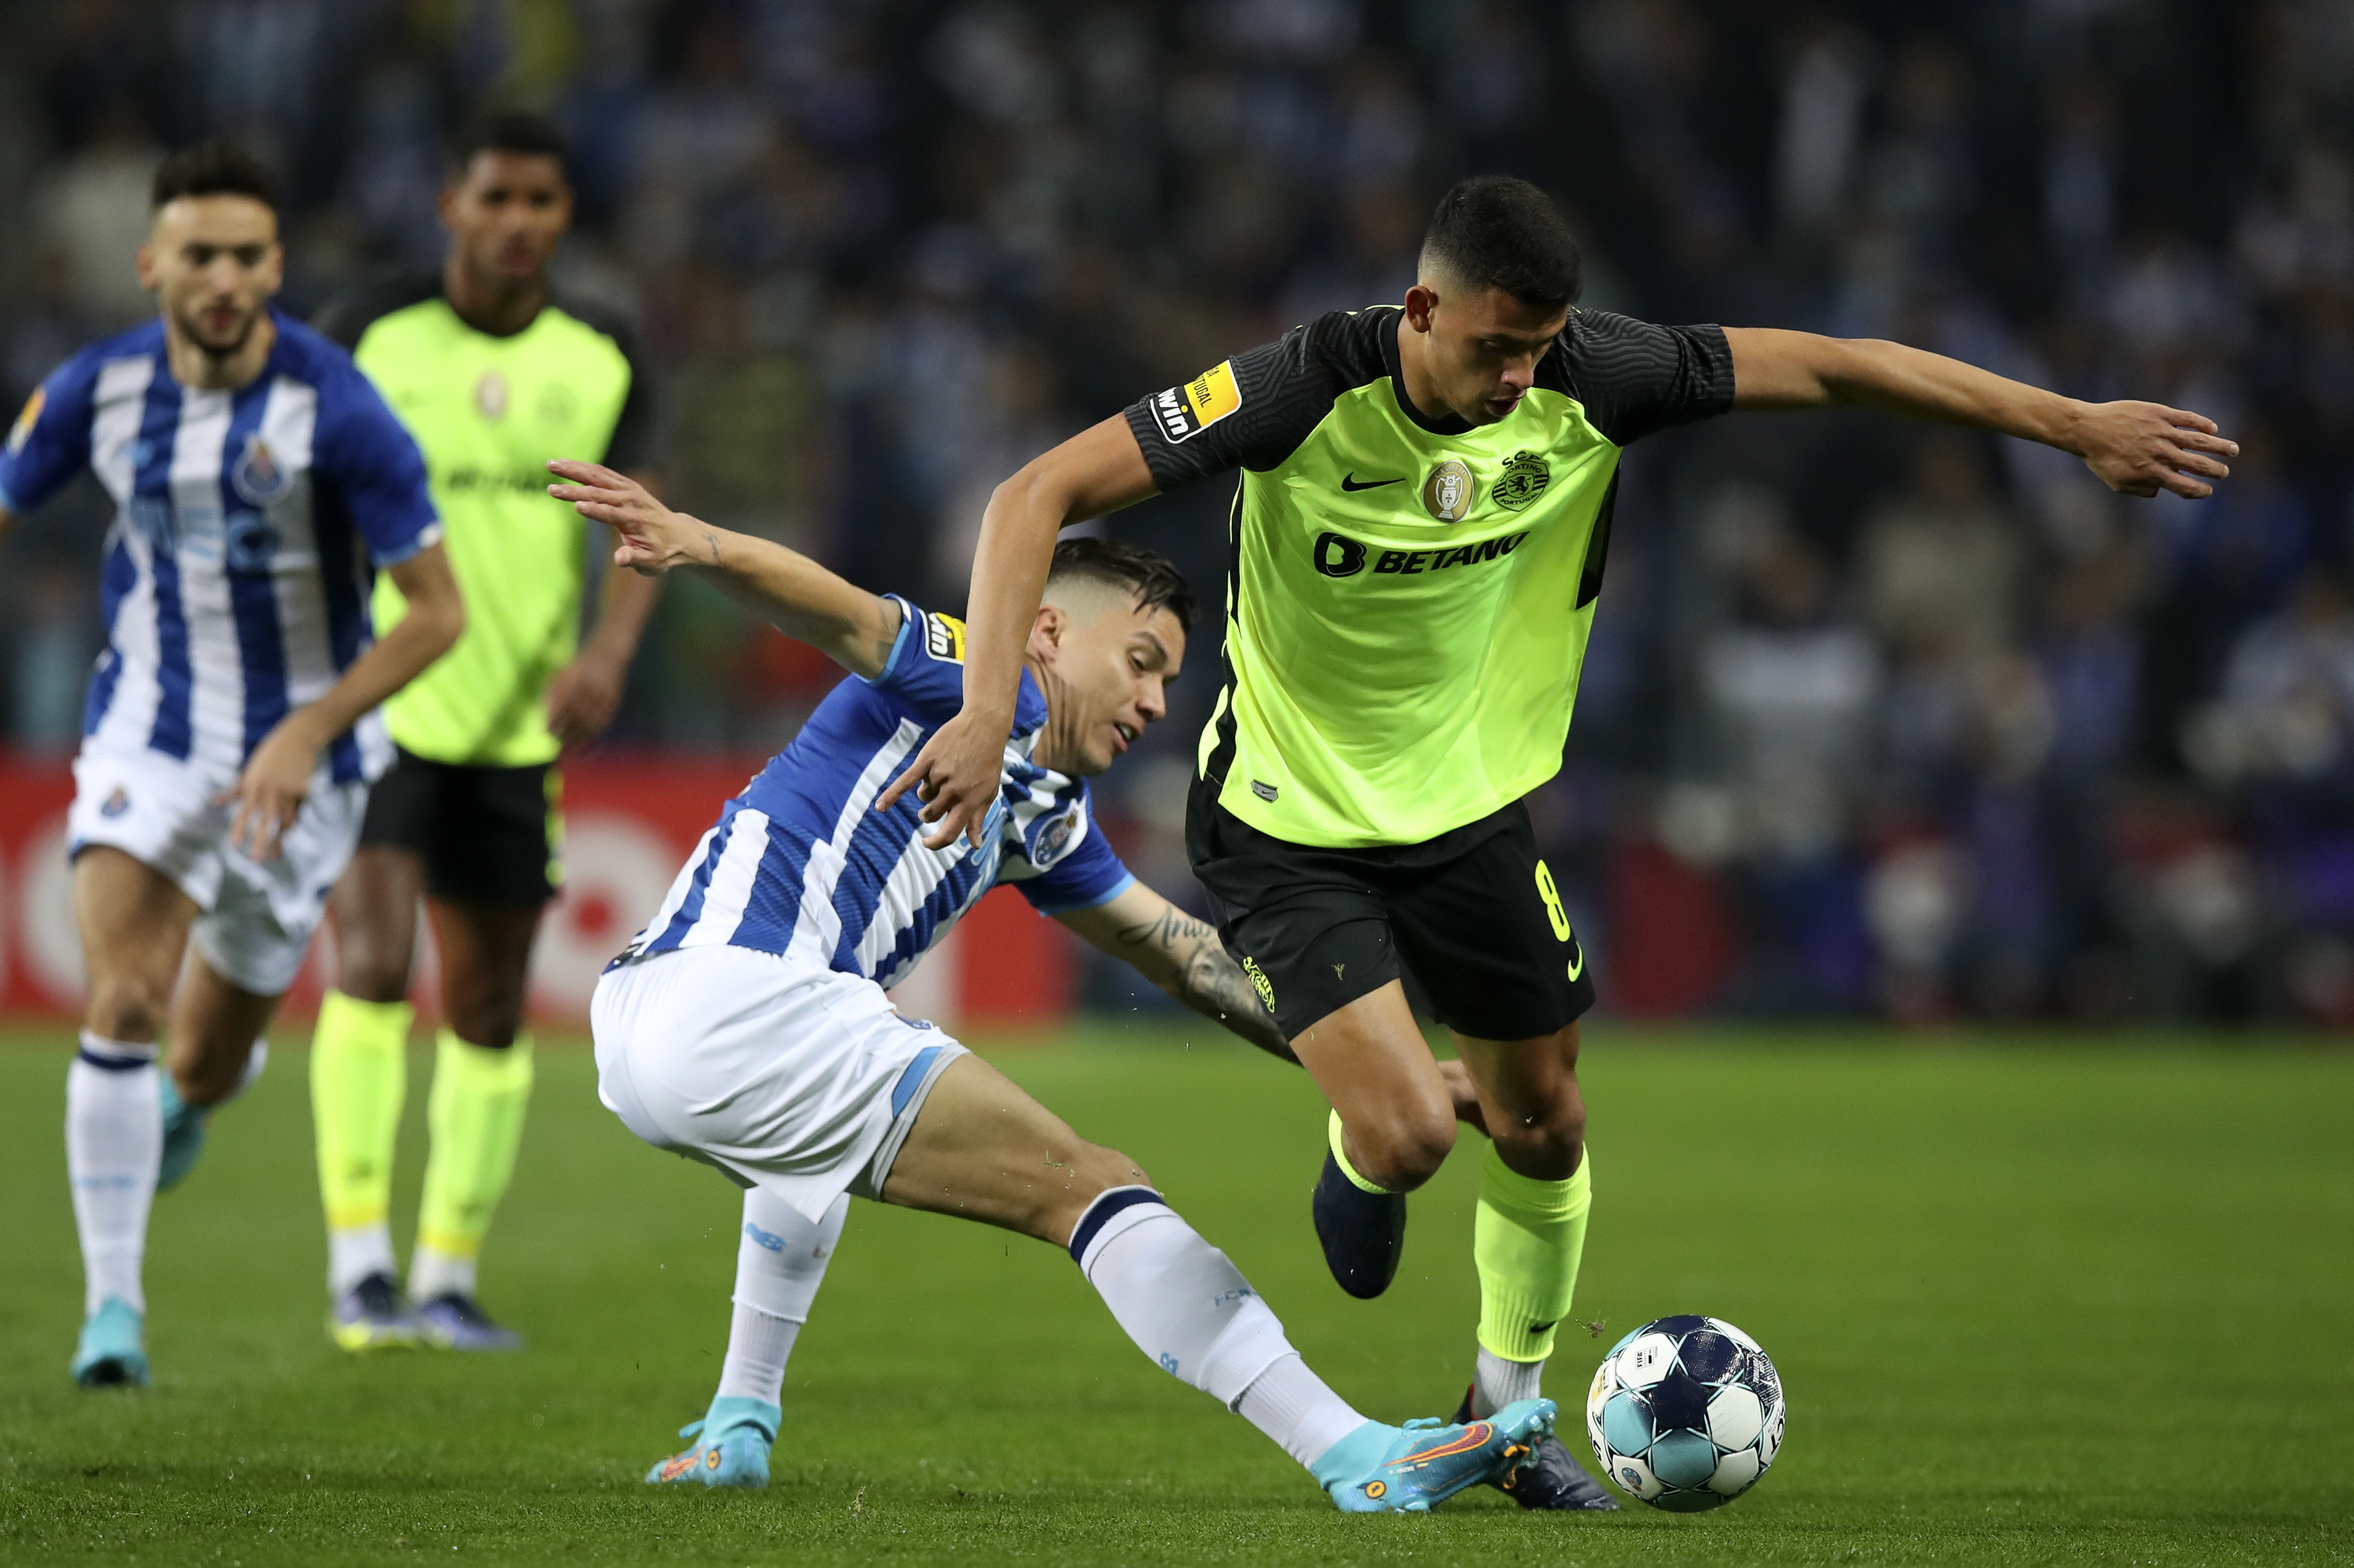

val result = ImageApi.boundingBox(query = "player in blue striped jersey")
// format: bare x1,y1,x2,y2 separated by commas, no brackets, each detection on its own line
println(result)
550,460,1552,1509
0,141,464,1387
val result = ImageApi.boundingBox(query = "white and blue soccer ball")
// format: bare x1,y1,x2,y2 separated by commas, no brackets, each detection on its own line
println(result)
1584,1314,1785,1511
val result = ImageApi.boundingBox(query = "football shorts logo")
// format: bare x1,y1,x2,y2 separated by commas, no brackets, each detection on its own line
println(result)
1240,956,1276,1013
923,611,967,663
474,369,510,420
1149,359,1242,444
100,787,131,818
1421,460,1475,521
6,385,44,454
230,435,294,505
1249,779,1279,801
1492,451,1551,511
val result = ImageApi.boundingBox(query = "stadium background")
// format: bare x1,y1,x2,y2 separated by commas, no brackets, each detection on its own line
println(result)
0,0,2349,1029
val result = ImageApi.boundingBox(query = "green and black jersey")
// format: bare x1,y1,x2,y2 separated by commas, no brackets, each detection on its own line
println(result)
1126,305,1733,850
318,277,654,768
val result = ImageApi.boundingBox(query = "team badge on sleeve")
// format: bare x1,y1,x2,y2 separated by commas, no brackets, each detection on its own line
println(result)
923,610,967,663
1149,360,1242,444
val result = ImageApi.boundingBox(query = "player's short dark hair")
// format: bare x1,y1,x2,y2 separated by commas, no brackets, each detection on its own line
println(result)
151,138,278,213
448,110,568,177
1419,175,1582,312
1047,538,1196,632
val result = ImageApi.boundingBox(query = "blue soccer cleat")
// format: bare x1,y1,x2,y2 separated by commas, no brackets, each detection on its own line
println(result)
417,1293,524,1352
1312,1397,1557,1513
645,1396,780,1489
71,1297,150,1388
330,1272,420,1351
155,1074,209,1194
1452,1385,1617,1510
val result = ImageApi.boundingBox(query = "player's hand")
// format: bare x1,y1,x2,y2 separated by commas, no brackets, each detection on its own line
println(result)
1437,1057,1492,1137
2069,401,2237,500
547,459,699,575
877,705,1010,851
220,717,320,861
547,649,627,751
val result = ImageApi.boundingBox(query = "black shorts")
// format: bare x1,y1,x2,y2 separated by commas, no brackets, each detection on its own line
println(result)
358,747,562,906
1186,783,1595,1042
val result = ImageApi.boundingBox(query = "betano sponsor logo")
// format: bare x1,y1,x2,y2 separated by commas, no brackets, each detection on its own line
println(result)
1311,529,1528,579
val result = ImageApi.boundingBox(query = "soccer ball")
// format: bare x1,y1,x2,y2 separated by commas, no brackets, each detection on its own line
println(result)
1584,1314,1784,1511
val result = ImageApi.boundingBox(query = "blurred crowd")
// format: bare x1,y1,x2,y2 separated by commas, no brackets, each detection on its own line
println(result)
2,0,2351,1024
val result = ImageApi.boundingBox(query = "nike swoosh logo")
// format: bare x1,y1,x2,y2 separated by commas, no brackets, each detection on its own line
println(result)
1340,474,1403,491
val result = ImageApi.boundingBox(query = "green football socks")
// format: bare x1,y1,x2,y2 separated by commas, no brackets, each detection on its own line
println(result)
312,991,413,1294
1473,1140,1592,1364
412,1031,534,1300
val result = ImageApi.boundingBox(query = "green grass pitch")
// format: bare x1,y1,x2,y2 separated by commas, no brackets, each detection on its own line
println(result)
0,1026,2347,1566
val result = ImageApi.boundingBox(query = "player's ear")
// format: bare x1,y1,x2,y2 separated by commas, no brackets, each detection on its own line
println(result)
134,242,158,291
1029,603,1068,660
1404,282,1439,333
435,182,460,234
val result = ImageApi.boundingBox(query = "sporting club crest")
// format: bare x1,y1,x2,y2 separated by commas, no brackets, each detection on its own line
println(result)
1492,451,1551,512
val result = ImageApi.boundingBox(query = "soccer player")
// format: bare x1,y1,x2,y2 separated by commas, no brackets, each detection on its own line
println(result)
0,139,464,1387
879,176,2241,1510
304,112,660,1351
547,459,1555,1508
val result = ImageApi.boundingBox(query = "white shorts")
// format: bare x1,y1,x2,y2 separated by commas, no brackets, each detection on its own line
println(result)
68,743,367,996
590,944,968,1224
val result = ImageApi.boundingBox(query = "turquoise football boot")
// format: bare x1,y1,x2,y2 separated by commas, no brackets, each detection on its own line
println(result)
1312,1397,1556,1513
644,1396,779,1488
71,1297,150,1388
155,1074,208,1194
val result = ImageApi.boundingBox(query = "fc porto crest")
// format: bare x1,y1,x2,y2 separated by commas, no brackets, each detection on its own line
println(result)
1421,459,1476,522
474,369,511,420
1492,451,1551,512
1031,802,1082,867
230,434,294,505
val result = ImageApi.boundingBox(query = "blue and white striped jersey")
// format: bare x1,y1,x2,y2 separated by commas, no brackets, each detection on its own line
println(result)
621,597,1135,990
0,311,440,784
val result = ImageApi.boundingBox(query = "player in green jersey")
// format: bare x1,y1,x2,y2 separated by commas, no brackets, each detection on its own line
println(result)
884,177,2239,1510
305,113,660,1351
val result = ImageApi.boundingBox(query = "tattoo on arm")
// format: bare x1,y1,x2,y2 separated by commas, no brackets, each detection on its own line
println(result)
1114,903,1295,1063
701,528,724,567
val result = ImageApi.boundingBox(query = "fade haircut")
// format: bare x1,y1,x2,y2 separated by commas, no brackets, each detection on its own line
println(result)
1045,537,1195,632
448,109,569,177
151,138,279,213
1418,175,1582,312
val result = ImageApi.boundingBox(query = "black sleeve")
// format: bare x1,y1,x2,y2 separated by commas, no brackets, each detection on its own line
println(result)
311,274,439,352
1122,321,1340,492
597,318,658,473
1551,311,1736,447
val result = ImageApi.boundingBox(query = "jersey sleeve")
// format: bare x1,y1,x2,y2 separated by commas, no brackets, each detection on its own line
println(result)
1012,791,1135,915
862,595,972,724
0,354,98,515
1122,323,1336,491
314,359,441,567
596,317,658,472
1553,311,1736,447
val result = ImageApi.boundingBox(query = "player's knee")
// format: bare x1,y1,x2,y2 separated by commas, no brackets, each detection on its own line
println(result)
1491,1095,1585,1181
85,973,169,1043
1073,1143,1152,1197
1354,1106,1456,1191
337,941,411,1005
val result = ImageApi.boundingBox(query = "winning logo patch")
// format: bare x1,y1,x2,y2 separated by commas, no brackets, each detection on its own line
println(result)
1421,459,1475,522
6,386,44,455
1492,451,1551,511
923,611,967,663
1148,360,1242,444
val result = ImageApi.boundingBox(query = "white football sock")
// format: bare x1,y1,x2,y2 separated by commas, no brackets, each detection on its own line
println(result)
1472,1344,1545,1418
216,1039,268,1106
714,1189,846,1406
328,1224,398,1297
1069,1186,1352,1470
1235,1353,1367,1469
409,1244,476,1302
67,1033,162,1316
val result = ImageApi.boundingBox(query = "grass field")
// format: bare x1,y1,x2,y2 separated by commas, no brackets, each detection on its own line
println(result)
0,1024,2348,1566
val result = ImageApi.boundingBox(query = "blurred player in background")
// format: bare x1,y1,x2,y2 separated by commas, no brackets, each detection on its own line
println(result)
887,175,2239,1512
550,460,1554,1509
305,113,660,1351
0,140,464,1387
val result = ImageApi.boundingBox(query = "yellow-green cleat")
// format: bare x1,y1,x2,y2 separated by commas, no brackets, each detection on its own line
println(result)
329,1273,420,1351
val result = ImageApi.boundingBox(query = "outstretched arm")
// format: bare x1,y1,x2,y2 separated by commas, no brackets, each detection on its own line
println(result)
547,458,899,678
878,416,1158,848
1055,882,1295,1063
1724,328,2238,500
